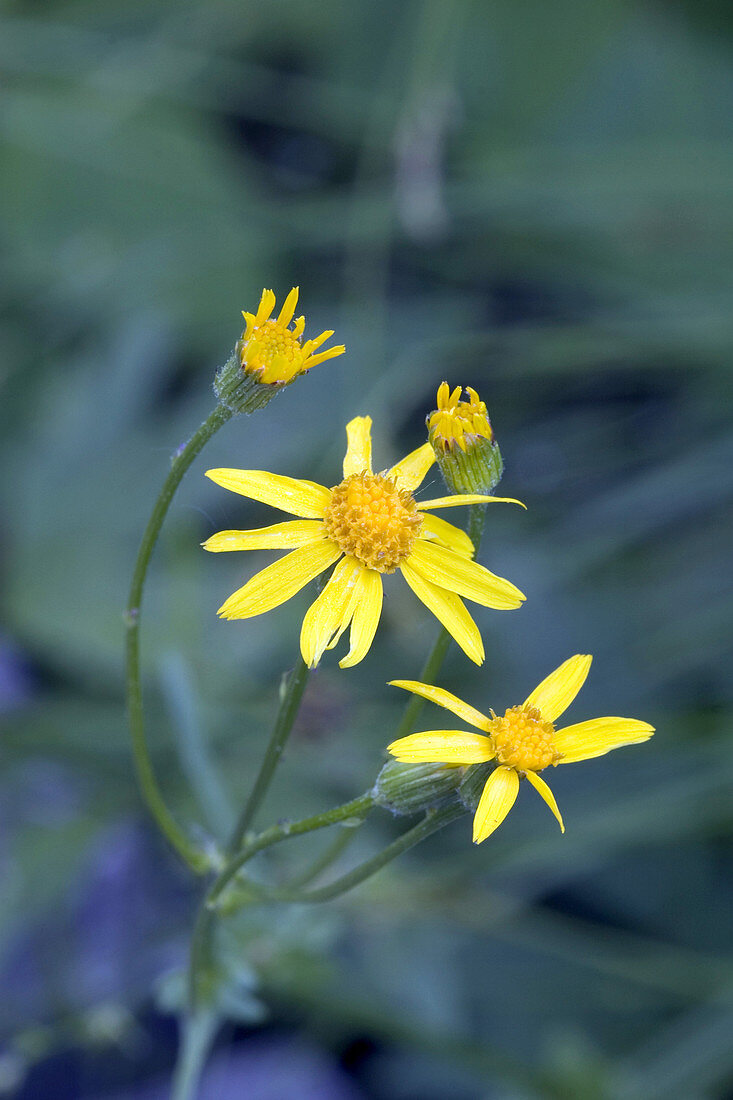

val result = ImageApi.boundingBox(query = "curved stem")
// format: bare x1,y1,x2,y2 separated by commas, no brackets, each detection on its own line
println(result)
238,802,464,907
226,655,312,853
209,792,375,907
125,403,233,872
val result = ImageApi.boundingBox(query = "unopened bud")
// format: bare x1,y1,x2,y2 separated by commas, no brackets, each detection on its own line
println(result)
427,383,503,494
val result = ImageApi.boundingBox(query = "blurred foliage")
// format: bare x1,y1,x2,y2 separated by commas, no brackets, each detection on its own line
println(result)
1,0,733,1096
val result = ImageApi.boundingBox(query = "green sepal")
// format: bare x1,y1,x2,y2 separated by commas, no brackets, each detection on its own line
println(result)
213,347,285,415
431,433,504,496
458,761,494,812
373,759,463,816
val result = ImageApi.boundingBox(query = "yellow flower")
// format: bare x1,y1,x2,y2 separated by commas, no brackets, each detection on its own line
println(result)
203,416,526,668
427,383,493,453
238,287,345,385
387,655,654,842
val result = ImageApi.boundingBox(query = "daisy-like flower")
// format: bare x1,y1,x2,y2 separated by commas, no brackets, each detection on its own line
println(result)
203,416,526,668
237,287,345,385
428,382,494,453
388,655,654,842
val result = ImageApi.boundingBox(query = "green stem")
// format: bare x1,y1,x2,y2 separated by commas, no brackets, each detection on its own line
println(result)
209,793,375,907
226,655,312,853
170,1005,219,1100
235,803,464,907
125,403,233,872
393,502,487,741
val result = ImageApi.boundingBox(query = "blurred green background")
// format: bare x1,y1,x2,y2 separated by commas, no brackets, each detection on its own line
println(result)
2,0,732,1097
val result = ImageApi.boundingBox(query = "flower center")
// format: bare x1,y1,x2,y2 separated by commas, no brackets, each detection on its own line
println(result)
322,472,423,573
240,320,303,383
490,705,560,772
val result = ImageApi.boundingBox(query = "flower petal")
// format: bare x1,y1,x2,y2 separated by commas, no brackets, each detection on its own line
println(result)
388,443,435,492
407,540,525,610
553,717,655,764
342,416,373,477
277,286,299,326
522,654,592,723
203,521,325,552
417,495,526,510
255,288,276,325
300,555,362,667
400,560,484,664
340,566,383,668
206,469,331,519
419,514,475,558
217,541,341,619
388,679,492,732
305,345,345,368
473,766,519,844
387,731,494,765
524,771,564,832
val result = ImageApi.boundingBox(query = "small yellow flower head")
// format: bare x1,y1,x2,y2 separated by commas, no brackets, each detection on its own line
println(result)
238,287,345,385
428,383,493,453
203,415,526,668
387,655,655,843
427,383,504,494
214,288,345,414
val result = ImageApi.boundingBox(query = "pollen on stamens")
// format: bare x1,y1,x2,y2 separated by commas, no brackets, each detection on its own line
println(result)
322,472,423,573
490,705,560,772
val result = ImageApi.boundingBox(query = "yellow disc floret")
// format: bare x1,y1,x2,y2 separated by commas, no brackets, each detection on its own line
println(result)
490,705,561,772
427,382,493,453
323,472,423,573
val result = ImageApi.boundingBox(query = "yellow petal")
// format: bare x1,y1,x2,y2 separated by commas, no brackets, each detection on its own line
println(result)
400,560,484,664
388,442,435,492
203,521,325,552
387,730,494,765
523,654,592,723
473,766,519,844
417,495,526,510
340,566,383,668
419,514,475,558
388,679,491,732
300,556,362,667
255,288,276,325
277,286,299,326
206,469,331,519
553,717,655,764
305,345,345,368
525,771,564,832
217,541,341,619
342,416,373,478
407,540,525,611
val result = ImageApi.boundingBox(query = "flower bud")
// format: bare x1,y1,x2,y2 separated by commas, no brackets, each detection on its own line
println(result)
427,383,503,494
214,287,344,414
373,759,463,816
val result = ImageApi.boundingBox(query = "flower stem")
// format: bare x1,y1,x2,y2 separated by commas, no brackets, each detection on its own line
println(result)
125,403,233,872
209,793,375,908
170,1005,219,1100
226,655,312,854
229,803,464,907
